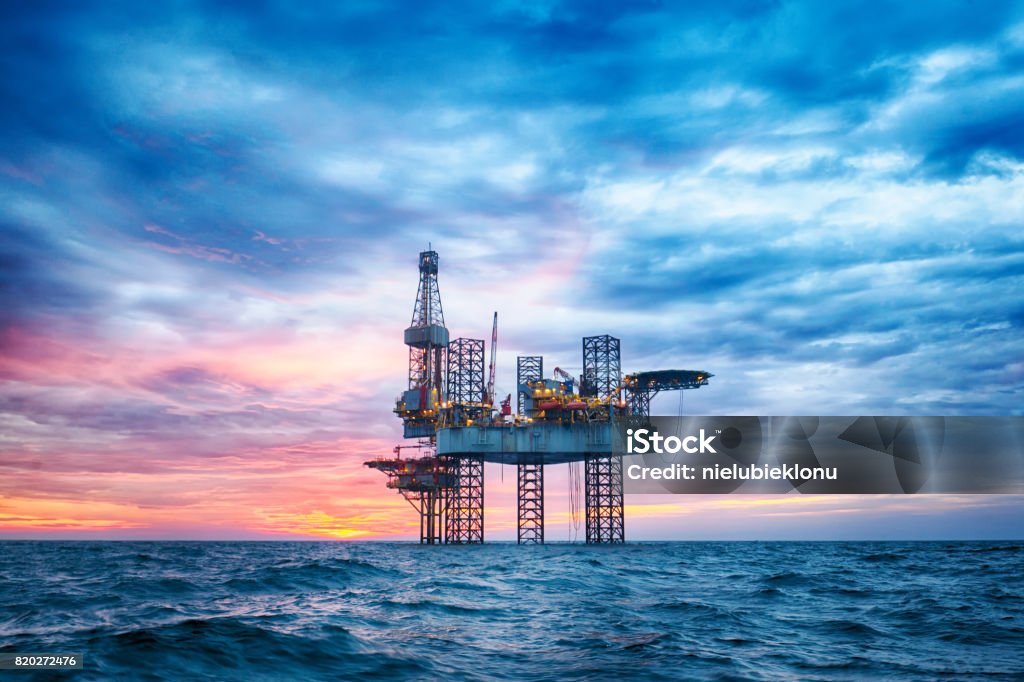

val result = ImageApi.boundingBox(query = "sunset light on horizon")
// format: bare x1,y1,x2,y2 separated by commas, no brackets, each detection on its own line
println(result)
3,2,1023,541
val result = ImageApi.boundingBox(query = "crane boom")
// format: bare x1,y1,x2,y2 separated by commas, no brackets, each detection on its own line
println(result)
553,367,575,383
486,311,497,405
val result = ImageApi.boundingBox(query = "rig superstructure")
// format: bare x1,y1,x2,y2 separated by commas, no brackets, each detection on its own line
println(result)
365,250,712,544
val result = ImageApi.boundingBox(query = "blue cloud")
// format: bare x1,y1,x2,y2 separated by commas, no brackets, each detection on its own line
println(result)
2,0,1023,415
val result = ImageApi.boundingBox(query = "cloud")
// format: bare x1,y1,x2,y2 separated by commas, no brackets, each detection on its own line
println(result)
1,0,1023,537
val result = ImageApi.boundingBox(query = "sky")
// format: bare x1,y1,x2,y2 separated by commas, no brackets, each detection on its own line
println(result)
1,1,1023,540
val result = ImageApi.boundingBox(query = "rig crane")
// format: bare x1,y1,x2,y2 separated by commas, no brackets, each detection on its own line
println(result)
485,311,498,407
553,367,575,392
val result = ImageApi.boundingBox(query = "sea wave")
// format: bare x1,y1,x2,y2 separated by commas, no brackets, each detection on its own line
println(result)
1,541,1023,680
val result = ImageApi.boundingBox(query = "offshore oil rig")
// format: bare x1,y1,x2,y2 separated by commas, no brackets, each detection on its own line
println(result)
365,250,712,544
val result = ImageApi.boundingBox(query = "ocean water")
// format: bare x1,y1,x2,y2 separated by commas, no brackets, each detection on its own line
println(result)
1,542,1022,680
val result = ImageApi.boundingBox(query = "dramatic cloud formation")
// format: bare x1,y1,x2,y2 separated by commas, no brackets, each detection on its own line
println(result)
1,1,1022,539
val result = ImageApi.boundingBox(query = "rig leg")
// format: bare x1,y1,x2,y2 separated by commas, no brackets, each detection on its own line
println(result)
446,455,484,544
416,489,445,545
517,460,544,544
584,454,624,544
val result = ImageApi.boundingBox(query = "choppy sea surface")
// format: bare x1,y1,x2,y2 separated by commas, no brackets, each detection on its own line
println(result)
1,541,1022,680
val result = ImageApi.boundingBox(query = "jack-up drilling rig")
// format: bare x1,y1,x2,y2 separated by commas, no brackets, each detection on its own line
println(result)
366,250,713,544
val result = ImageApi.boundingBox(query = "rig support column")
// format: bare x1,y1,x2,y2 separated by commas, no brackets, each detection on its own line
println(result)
418,489,445,545
517,458,544,544
581,334,624,543
445,455,484,544
584,454,624,544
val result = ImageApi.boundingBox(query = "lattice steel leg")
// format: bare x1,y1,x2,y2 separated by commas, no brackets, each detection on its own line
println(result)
445,456,484,544
584,454,624,544
517,461,544,544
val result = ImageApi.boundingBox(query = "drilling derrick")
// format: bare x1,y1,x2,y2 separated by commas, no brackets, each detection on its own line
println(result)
380,250,451,543
367,249,713,544
398,249,449,439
